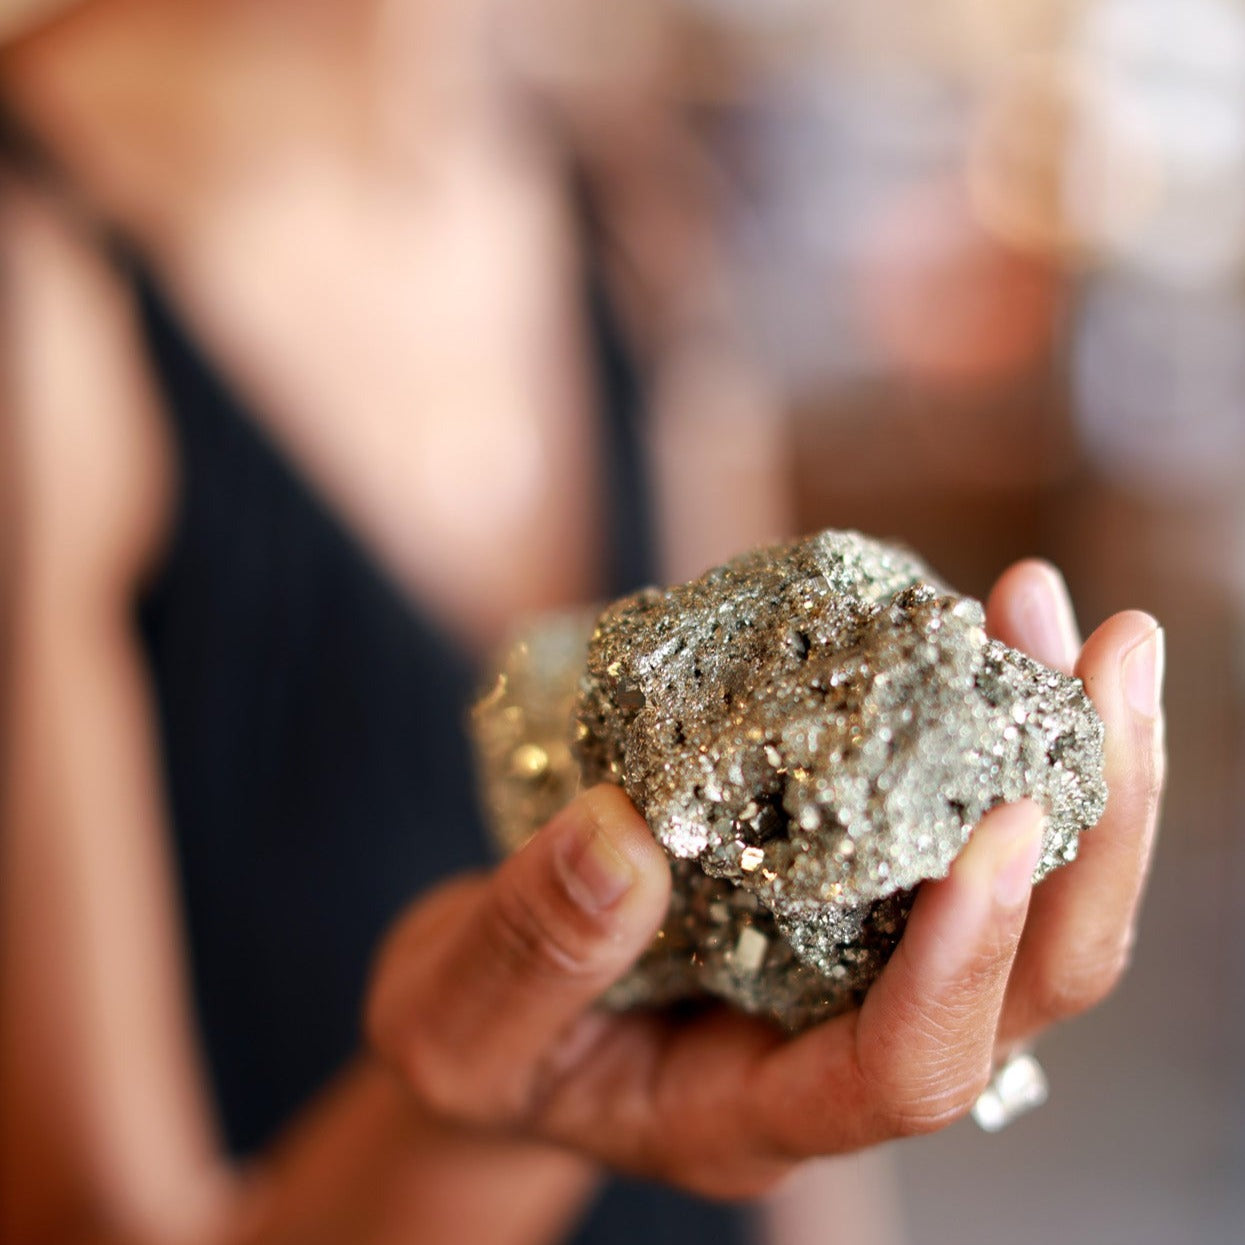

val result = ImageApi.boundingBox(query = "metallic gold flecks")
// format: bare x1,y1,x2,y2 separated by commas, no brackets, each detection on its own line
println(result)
471,530,1107,1030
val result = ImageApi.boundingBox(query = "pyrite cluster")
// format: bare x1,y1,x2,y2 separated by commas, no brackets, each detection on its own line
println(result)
471,530,1107,1030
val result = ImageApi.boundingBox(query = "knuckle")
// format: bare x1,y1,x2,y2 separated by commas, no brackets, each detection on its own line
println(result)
363,986,470,1121
879,1072,987,1137
396,1032,461,1119
362,877,486,1063
485,882,602,984
362,910,503,1126
1032,976,1103,1027
1122,732,1166,816
363,937,415,1068
362,981,397,1066
961,931,1022,998
1034,937,1133,1023
1134,739,1166,806
859,1034,990,1139
390,1022,525,1127
1143,750,1167,808
474,1069,541,1130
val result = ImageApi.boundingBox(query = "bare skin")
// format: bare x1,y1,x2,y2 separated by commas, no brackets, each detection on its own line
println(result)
0,2,1165,1243
366,602,1164,1193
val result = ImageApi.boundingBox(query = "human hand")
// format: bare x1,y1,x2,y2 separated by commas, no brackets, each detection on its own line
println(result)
984,561,1164,1052
366,561,1164,1197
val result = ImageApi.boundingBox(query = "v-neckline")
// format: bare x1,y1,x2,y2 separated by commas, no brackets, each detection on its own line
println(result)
118,221,656,668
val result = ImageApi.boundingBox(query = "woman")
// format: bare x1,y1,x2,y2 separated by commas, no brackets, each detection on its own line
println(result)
0,1,1166,1242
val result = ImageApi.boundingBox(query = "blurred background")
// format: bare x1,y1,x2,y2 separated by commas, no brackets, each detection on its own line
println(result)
632,0,1245,1241
4,0,1242,1242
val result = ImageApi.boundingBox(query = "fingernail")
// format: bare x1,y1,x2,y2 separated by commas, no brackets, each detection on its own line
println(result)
924,803,1044,983
1123,626,1164,719
952,802,1045,907
1017,564,1079,669
992,811,1046,909
556,819,636,914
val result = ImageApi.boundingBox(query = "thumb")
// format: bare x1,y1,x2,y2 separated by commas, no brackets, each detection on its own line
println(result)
367,785,671,1126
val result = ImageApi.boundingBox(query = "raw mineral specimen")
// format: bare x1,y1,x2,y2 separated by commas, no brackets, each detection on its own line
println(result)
471,530,1107,1030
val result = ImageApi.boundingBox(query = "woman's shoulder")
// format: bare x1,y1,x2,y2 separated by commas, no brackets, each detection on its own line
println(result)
2,178,175,606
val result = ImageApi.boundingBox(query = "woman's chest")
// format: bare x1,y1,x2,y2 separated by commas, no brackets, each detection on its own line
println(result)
156,144,607,651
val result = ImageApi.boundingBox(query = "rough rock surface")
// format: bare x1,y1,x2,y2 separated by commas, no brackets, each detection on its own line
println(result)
471,530,1107,1029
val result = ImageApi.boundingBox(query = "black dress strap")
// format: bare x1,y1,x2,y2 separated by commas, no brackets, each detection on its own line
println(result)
3,94,753,1241
131,250,754,1245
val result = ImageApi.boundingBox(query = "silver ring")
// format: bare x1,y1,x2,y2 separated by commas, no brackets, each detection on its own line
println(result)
971,1051,1049,1132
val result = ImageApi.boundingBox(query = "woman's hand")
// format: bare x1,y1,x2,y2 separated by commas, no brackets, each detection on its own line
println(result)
985,562,1165,1050
367,562,1164,1199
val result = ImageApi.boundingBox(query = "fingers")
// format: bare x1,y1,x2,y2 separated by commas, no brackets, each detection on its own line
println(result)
366,564,1165,1194
531,992,799,1196
366,785,671,1126
545,801,1050,1189
755,801,1047,1157
985,558,1081,674
987,562,1165,1043
999,610,1165,1045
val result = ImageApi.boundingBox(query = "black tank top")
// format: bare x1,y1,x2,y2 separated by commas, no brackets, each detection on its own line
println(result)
127,254,756,1244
